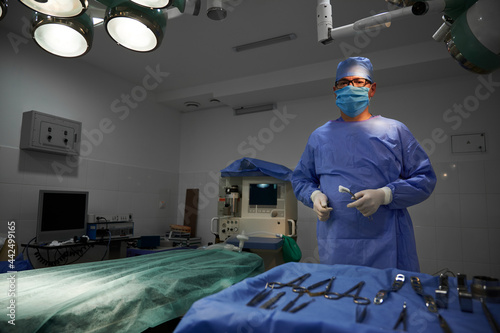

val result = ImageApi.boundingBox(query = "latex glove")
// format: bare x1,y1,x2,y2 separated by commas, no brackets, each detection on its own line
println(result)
311,190,333,221
346,187,392,217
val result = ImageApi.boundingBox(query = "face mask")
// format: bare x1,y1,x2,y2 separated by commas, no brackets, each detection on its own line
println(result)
335,86,370,117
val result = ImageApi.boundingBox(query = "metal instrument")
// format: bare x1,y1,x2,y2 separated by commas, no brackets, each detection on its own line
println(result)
325,281,371,305
393,302,407,331
260,291,286,310
288,299,315,313
438,314,453,333
435,274,449,309
457,273,473,313
411,276,453,332
281,293,304,312
246,288,272,307
480,298,500,333
410,276,438,313
267,273,311,289
374,273,405,305
292,277,335,297
355,304,368,323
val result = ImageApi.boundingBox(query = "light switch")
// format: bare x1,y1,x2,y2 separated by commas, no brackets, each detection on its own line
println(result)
451,133,486,153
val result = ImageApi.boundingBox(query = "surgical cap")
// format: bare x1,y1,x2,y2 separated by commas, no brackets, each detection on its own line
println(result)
336,57,374,82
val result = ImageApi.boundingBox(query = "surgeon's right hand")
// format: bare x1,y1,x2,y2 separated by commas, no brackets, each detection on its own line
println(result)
311,191,333,222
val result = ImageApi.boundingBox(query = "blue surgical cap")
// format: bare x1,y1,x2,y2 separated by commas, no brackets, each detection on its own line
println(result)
336,57,374,82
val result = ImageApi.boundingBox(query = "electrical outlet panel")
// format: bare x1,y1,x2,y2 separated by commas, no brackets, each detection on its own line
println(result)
20,110,82,155
90,214,132,223
451,133,486,153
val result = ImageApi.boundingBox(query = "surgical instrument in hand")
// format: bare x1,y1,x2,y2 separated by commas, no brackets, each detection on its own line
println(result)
374,273,405,305
393,302,407,331
267,273,311,289
325,281,371,305
339,185,357,199
260,291,286,310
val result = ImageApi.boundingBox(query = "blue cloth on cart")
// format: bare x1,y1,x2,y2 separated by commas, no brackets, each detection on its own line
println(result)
220,158,293,181
174,262,500,333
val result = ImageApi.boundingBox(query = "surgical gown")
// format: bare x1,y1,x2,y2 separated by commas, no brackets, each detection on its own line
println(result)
292,116,436,272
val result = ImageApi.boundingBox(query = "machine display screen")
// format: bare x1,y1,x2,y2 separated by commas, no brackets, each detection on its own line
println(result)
249,183,277,206
36,190,89,243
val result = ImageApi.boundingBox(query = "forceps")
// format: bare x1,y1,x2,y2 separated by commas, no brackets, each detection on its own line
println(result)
292,277,335,296
267,273,311,289
325,281,371,305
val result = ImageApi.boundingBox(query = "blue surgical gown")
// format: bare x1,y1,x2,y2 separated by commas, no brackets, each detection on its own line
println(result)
292,116,436,272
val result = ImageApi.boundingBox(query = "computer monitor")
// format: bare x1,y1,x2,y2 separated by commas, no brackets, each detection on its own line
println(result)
36,190,89,243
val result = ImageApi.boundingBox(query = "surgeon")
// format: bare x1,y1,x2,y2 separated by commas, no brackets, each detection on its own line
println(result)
292,57,436,272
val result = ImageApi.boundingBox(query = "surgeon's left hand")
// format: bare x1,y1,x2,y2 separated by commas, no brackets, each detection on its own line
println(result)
347,187,391,217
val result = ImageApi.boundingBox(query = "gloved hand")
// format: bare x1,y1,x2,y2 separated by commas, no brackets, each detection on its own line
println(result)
346,187,392,217
311,191,333,221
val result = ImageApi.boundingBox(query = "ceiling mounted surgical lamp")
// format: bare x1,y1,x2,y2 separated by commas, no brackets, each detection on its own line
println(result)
0,0,7,21
131,0,170,9
439,0,500,74
316,0,500,74
104,0,167,52
31,11,93,57
19,0,89,18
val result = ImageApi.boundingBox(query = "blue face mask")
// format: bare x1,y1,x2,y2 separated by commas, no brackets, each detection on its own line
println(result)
335,86,370,117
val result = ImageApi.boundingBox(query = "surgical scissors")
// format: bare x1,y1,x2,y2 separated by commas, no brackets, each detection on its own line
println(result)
267,273,311,289
325,281,371,305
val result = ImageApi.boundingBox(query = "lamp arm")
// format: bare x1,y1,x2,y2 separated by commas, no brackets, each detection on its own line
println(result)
318,0,447,43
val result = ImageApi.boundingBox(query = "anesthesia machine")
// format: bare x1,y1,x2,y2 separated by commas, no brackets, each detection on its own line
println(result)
210,158,298,243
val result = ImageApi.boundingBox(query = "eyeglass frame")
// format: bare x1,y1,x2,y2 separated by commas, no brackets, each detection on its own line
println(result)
335,78,372,89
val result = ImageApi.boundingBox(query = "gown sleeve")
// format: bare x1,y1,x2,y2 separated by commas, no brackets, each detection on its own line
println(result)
385,124,437,210
291,135,320,209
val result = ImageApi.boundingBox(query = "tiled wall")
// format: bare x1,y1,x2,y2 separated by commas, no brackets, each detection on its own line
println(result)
411,160,500,277
0,146,179,245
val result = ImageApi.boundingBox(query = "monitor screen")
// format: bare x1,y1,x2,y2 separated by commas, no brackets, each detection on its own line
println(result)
36,190,88,243
249,183,277,206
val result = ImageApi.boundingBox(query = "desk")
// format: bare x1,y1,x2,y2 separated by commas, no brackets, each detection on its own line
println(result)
174,262,500,333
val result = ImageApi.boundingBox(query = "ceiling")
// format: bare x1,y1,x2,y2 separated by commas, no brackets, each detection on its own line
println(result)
1,0,473,112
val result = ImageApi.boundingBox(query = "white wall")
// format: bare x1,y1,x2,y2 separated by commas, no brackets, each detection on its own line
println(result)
178,71,500,277
0,27,182,246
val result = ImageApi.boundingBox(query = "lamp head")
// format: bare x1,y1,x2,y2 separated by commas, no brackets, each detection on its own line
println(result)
105,1,167,52
442,0,500,74
0,0,8,21
32,12,93,57
20,0,88,18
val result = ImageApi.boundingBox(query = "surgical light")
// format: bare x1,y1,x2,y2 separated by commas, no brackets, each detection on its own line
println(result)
105,1,167,52
130,0,170,9
316,0,500,74
19,0,88,18
0,0,7,21
32,12,93,57
442,0,500,74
